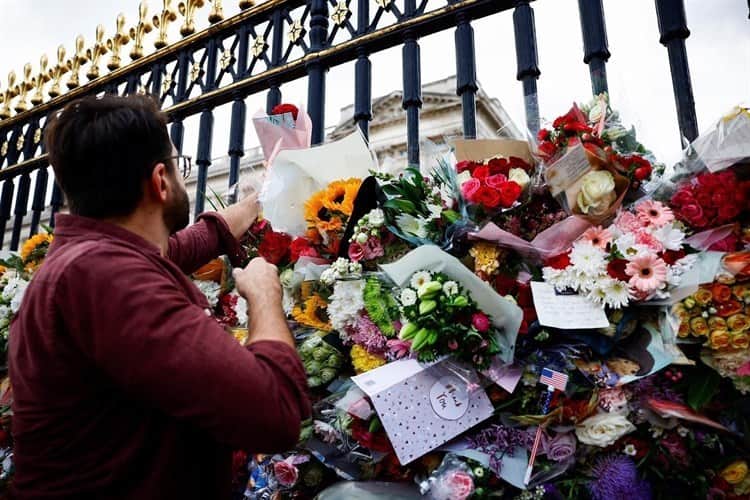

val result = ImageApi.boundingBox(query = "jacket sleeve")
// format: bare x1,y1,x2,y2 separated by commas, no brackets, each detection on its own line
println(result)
167,212,246,274
57,247,310,452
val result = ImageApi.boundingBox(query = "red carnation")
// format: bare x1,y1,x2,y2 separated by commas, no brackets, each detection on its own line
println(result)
258,230,292,265
270,103,299,120
545,252,571,270
607,258,629,281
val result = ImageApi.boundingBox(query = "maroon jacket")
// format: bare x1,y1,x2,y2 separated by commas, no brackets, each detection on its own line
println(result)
9,213,310,499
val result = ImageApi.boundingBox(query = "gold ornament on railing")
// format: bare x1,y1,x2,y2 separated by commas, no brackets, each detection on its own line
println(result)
153,0,178,49
130,1,154,60
179,0,206,37
239,0,254,9
86,25,108,81
48,46,69,99
13,63,34,113
0,72,18,120
209,0,224,23
107,14,131,70
31,55,51,106
66,35,89,89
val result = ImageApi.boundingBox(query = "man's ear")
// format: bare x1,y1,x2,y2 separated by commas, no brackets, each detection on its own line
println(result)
148,162,169,203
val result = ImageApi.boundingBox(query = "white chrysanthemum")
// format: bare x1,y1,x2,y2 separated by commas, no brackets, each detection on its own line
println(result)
400,288,418,307
328,280,365,331
442,281,459,297
614,233,651,261
332,258,350,275
570,241,607,275
602,278,631,309
367,208,385,227
194,280,221,308
586,282,609,307
652,223,685,251
410,271,432,290
232,292,248,327
348,261,363,275
320,268,336,286
542,267,574,291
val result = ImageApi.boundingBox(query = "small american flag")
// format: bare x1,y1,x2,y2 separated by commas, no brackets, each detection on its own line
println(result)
539,368,568,392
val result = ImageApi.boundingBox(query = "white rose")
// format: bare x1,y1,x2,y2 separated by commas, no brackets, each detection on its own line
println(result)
575,412,636,447
577,170,616,216
508,168,531,191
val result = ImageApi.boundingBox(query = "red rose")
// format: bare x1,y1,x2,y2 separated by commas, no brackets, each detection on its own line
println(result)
695,190,713,208
472,312,491,332
680,202,706,228
538,141,558,160
456,160,475,173
507,156,532,172
697,172,721,190
472,165,491,180
485,174,509,190
258,230,292,264
351,419,393,453
497,181,523,208
661,249,686,265
273,460,299,487
607,258,630,281
670,187,695,207
270,103,299,120
545,252,571,270
537,129,550,142
290,237,318,262
486,157,510,176
475,186,502,209
553,104,587,130
517,282,533,308
718,203,740,222
494,275,517,296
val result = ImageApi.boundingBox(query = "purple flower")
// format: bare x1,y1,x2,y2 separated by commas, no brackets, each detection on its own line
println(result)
543,432,576,462
362,236,385,260
351,315,387,354
468,425,533,475
588,454,652,500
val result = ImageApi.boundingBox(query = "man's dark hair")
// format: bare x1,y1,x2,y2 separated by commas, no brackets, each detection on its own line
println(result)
45,94,173,218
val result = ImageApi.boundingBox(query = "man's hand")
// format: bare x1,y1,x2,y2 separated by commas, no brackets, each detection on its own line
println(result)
218,192,261,241
232,258,294,348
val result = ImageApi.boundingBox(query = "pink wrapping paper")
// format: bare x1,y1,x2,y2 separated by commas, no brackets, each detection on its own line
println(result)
685,224,736,251
252,107,312,164
471,216,591,264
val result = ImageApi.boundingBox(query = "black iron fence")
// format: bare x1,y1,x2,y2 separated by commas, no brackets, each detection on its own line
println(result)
0,0,716,250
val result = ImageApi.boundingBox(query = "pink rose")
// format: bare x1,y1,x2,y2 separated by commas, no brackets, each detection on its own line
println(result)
485,174,508,190
348,242,365,262
737,361,750,377
273,460,299,487
472,312,490,333
460,178,482,201
363,237,385,260
435,471,474,500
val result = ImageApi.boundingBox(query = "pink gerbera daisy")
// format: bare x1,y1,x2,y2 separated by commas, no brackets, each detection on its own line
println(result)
580,226,613,250
636,200,674,228
625,254,668,293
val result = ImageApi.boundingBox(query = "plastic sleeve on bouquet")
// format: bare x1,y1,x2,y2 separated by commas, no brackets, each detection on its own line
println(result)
691,106,750,173
252,106,313,163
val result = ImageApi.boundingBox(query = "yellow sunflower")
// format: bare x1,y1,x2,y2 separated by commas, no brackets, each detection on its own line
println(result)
323,178,361,215
21,233,53,272
304,178,362,235
292,294,332,332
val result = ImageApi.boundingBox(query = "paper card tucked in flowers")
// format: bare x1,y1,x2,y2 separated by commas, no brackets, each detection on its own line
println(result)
379,245,523,364
252,106,312,163
260,131,378,236
692,106,750,173
352,359,494,465
529,282,609,329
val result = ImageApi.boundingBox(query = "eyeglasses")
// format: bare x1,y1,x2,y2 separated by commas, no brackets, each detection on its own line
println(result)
159,155,192,180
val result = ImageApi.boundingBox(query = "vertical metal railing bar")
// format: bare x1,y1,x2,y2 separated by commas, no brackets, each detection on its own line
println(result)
0,127,23,246
402,0,422,166
578,0,610,95
267,9,285,113
194,38,219,218
453,4,478,139
307,0,329,145
655,0,699,144
354,0,372,139
29,167,48,238
170,51,191,154
10,122,38,250
512,0,541,134
228,24,252,203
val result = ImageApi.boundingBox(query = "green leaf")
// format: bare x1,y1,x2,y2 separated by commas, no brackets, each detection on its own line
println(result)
383,199,417,213
687,367,722,410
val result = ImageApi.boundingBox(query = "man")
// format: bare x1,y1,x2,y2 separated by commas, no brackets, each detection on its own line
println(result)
8,94,310,499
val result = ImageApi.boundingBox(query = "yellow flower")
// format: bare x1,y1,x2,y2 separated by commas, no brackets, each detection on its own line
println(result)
709,329,731,350
690,317,709,337
694,287,714,306
727,314,750,333
720,460,748,485
20,233,53,266
708,317,727,331
731,332,750,350
231,327,248,344
350,344,386,374
469,242,501,276
303,179,362,236
0,265,6,277
292,295,331,332
323,178,361,215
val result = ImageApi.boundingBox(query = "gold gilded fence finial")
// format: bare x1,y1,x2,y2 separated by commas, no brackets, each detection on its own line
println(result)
107,13,130,70
178,0,206,37
153,0,178,49
87,25,108,80
209,0,224,23
130,1,154,60
66,35,89,89
31,55,51,106
48,46,69,98
0,72,18,120
14,63,34,113
239,0,255,9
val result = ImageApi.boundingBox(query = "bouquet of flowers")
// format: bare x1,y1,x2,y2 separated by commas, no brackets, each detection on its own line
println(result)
669,169,750,232
397,270,501,370
543,200,696,308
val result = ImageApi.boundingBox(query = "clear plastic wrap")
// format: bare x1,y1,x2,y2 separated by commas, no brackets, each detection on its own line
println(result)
419,454,475,500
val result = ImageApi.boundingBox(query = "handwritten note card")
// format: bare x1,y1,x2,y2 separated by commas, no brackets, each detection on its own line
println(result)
530,281,609,329
544,144,592,197
352,359,493,465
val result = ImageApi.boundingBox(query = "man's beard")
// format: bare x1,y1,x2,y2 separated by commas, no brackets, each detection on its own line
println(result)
163,184,190,235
